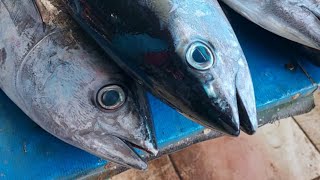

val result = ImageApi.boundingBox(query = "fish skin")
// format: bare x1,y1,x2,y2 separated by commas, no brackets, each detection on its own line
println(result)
64,0,258,136
220,0,320,50
0,0,158,169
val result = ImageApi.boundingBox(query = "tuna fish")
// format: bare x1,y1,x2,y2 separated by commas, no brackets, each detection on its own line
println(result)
220,0,320,50
64,0,258,136
0,0,157,170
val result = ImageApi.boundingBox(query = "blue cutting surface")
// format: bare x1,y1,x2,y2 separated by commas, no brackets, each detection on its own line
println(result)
0,8,319,179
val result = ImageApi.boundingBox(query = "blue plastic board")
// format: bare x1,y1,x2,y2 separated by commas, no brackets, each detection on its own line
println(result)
227,10,317,110
0,7,318,179
298,59,320,85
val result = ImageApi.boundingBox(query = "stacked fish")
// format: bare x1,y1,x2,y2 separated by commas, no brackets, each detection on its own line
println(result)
0,0,318,170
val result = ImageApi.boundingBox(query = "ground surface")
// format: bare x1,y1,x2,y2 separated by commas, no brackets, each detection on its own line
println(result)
111,90,320,180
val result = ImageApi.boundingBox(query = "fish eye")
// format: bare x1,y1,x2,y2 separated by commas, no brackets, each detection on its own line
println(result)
97,85,126,110
186,42,215,70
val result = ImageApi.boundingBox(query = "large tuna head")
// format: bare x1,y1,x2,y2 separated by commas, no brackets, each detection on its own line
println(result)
165,0,258,135
221,0,320,50
0,0,157,170
64,0,257,136
17,31,157,169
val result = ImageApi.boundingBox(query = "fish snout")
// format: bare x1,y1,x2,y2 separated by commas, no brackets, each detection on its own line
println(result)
185,40,257,136
209,44,257,135
73,133,148,170
94,83,158,156
182,41,240,136
201,61,257,136
210,98,241,137
202,78,240,136
235,58,258,135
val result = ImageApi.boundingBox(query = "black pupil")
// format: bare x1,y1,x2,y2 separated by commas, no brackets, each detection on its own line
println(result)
192,46,211,63
102,90,120,106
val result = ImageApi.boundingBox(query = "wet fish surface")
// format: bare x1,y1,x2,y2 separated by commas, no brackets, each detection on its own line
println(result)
64,0,258,136
0,0,157,169
220,0,320,50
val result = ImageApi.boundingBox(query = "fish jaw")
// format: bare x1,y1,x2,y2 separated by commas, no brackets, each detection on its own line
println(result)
0,0,157,169
236,57,258,135
73,133,148,170
221,0,320,50
64,0,258,136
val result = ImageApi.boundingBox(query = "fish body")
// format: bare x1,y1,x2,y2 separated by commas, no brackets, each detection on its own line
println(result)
65,0,258,135
221,0,320,50
0,0,157,169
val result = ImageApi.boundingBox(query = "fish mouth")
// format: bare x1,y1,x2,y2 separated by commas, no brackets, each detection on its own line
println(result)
128,141,159,155
237,87,257,135
197,88,250,136
189,83,257,137
74,133,151,170
211,108,240,137
235,59,258,135
120,136,158,156
203,90,240,136
207,85,257,136
196,59,257,136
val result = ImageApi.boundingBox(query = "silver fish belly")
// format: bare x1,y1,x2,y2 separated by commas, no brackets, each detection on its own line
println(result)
0,0,157,170
221,0,320,50
65,0,258,136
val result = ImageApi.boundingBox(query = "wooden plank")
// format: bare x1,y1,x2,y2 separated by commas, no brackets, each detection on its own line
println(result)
168,118,320,180
295,90,320,151
111,156,180,180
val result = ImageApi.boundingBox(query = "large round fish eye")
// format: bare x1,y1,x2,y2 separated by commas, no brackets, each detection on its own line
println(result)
186,42,215,70
97,85,126,110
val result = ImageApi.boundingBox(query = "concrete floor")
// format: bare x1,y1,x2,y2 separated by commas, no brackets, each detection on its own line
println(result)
112,91,320,180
